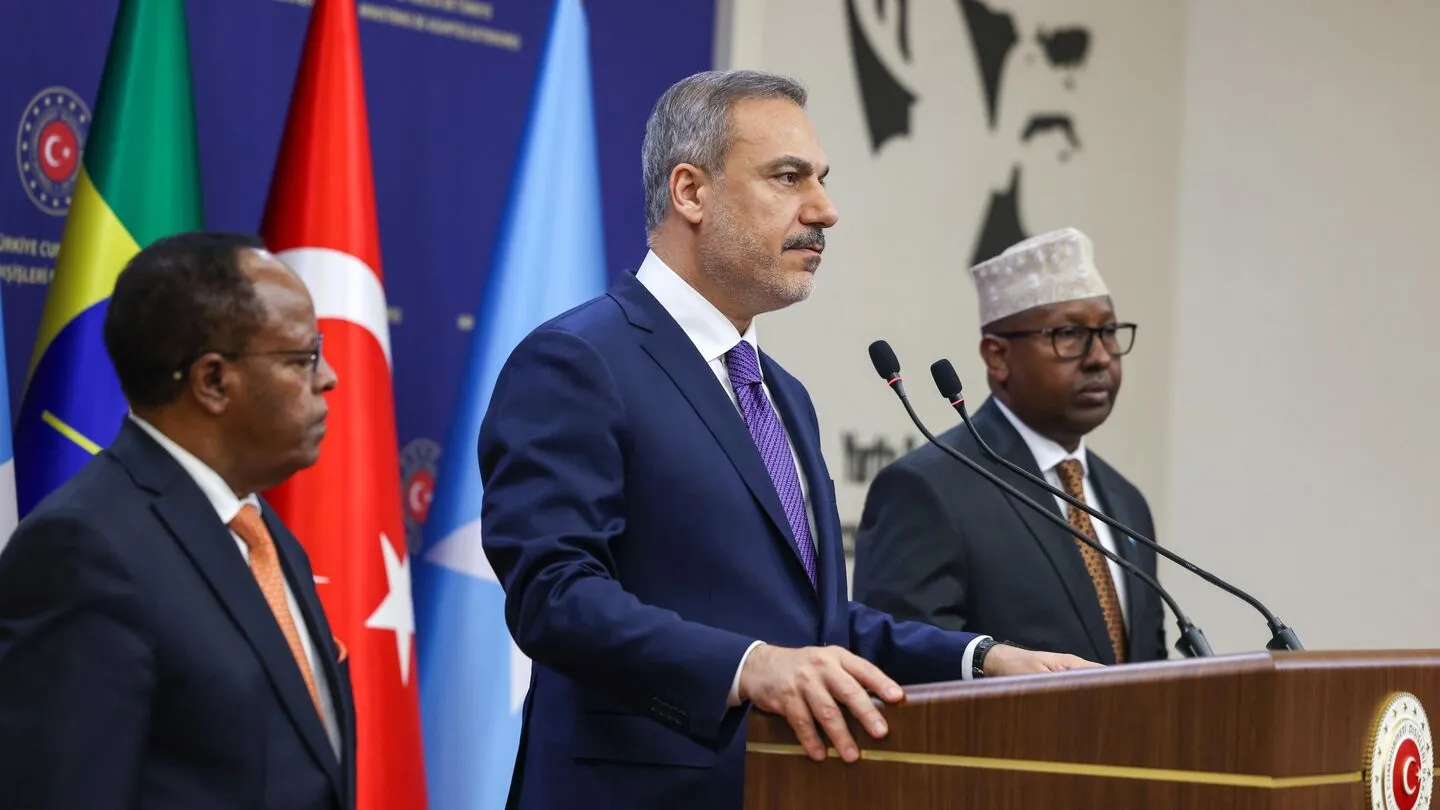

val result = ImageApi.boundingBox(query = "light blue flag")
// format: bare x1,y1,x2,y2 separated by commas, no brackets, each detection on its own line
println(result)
413,0,607,806
0,292,16,553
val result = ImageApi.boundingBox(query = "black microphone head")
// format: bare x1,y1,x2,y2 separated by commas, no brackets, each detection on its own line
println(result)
930,359,964,401
868,340,900,380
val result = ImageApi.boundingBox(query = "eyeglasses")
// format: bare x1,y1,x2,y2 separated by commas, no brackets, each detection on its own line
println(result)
986,323,1137,360
173,334,325,380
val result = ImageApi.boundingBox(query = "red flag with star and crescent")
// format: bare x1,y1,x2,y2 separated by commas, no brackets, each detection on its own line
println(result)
260,0,427,808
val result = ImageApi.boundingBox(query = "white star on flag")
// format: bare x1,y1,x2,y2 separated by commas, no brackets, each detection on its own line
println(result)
427,519,532,713
366,532,415,685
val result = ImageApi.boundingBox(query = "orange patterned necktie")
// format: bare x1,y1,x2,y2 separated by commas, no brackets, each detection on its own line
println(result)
1054,459,1127,663
229,503,324,718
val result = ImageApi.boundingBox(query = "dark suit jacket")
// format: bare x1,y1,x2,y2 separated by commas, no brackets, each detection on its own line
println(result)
853,397,1166,665
478,270,981,810
0,419,356,810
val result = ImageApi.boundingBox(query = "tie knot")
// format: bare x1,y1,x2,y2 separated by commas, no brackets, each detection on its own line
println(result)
1054,458,1085,497
724,340,763,387
229,503,270,553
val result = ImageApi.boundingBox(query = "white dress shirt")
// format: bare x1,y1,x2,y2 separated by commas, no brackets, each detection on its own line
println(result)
634,251,986,707
991,398,1130,628
129,414,342,757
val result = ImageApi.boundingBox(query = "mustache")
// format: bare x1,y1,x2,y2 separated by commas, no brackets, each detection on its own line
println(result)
1022,114,1080,149
783,229,826,252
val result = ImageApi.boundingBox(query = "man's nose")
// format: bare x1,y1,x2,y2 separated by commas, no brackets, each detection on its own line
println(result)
1080,332,1113,369
315,355,338,392
802,185,839,229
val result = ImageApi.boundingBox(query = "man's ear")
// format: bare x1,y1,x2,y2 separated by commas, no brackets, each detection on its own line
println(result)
979,335,1010,386
186,354,231,415
669,163,710,226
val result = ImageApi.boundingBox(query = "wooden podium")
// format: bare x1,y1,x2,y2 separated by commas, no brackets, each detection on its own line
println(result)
743,650,1440,809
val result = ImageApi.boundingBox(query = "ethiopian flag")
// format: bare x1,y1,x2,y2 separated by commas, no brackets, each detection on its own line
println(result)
14,0,203,516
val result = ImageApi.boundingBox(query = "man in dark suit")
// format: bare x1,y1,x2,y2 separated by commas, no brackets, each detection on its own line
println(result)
854,227,1166,666
0,232,354,809
478,70,1096,810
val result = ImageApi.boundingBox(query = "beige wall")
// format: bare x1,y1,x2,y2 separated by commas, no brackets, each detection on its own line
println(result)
1163,0,1440,652
716,0,1440,655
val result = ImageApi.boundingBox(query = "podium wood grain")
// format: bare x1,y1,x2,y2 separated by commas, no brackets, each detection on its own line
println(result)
743,650,1440,809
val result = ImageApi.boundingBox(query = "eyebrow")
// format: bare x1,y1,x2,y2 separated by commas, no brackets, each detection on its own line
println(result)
762,155,830,181
1058,314,1118,326
276,333,323,350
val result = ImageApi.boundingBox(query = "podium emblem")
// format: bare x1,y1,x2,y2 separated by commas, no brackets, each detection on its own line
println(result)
1368,692,1433,810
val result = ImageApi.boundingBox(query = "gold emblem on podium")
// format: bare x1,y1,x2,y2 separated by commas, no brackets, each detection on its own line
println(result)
1367,692,1433,810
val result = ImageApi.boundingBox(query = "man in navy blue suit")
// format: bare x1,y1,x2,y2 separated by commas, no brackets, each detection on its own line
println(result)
0,232,353,810
479,70,1097,810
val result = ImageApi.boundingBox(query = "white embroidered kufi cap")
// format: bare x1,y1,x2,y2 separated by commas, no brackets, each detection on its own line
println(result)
968,227,1109,326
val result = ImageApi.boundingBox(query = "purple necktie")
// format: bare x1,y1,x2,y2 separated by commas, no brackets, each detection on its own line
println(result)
724,341,818,587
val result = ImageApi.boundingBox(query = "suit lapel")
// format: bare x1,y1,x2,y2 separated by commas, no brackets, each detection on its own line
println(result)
266,506,355,803
974,401,1115,664
151,489,343,791
611,274,816,594
108,421,343,794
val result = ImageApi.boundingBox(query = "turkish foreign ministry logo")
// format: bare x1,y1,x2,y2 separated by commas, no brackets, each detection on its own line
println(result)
16,87,91,216
1368,692,1434,810
400,437,441,556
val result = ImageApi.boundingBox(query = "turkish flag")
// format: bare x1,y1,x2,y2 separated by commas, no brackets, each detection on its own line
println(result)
260,1,427,808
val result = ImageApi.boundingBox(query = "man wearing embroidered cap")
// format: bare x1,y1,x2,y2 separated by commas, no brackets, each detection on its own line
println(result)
855,227,1166,667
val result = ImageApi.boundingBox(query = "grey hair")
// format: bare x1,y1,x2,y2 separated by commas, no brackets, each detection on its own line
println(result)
641,70,807,234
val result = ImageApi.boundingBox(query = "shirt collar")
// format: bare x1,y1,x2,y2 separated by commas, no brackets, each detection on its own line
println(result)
128,412,260,524
991,397,1089,478
634,250,759,368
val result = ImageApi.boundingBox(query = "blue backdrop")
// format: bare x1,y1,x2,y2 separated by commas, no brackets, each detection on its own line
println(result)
0,0,714,552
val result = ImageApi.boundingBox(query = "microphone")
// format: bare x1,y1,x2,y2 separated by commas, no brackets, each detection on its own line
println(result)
866,341,1214,659
927,358,1303,653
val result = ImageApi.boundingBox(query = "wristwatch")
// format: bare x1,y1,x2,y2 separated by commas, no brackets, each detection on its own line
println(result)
971,637,999,679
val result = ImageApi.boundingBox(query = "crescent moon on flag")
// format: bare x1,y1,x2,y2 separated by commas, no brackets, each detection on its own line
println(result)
276,246,392,368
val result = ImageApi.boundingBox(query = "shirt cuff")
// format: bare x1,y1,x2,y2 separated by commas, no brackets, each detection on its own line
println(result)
961,634,993,680
727,640,765,707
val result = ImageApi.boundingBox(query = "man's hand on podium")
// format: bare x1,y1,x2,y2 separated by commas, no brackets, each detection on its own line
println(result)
738,644,903,764
737,644,1102,765
984,645,1100,676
